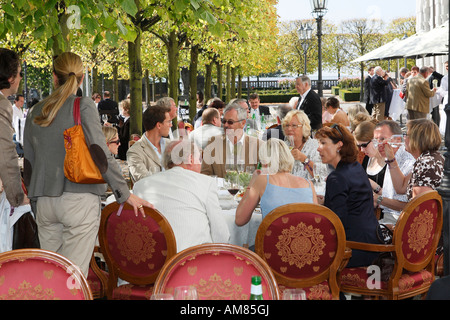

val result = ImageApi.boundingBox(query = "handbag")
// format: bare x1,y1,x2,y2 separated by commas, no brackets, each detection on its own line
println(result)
372,224,395,282
63,97,105,184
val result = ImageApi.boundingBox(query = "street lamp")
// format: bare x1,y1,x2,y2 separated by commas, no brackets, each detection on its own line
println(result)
310,0,328,98
297,23,313,75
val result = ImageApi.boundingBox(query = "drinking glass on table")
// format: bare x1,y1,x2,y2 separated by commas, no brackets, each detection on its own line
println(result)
283,288,307,300
174,286,198,300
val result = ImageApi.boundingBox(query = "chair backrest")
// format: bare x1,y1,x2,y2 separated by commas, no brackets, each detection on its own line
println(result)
98,202,177,286
255,203,347,294
393,190,443,273
153,243,280,300
0,249,93,300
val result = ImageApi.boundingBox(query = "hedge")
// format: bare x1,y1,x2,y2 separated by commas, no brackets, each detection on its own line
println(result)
339,89,361,102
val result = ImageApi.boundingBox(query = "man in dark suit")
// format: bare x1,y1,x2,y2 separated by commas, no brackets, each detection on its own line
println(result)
248,93,270,117
363,66,374,115
97,91,119,124
295,75,322,130
370,66,391,122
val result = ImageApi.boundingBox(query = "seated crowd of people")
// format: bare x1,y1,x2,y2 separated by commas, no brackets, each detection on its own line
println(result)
106,76,445,271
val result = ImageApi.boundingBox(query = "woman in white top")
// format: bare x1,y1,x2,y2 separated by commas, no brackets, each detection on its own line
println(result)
281,110,325,180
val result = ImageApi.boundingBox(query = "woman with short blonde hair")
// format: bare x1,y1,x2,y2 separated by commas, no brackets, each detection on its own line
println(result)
281,109,325,179
236,139,317,227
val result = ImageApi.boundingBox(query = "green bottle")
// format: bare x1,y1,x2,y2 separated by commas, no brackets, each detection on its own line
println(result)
249,275,263,300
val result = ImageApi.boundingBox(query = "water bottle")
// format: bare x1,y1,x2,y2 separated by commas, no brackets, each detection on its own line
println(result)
261,114,266,130
249,275,263,300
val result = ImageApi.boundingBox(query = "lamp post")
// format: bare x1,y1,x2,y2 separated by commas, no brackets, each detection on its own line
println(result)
310,0,328,98
298,23,313,75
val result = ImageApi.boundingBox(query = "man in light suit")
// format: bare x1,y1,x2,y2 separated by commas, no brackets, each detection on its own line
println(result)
201,102,263,178
295,75,322,130
127,103,172,183
405,66,437,120
133,139,230,252
0,48,27,207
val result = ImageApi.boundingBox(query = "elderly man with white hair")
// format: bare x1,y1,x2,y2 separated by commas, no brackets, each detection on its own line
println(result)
369,66,392,121
132,139,230,252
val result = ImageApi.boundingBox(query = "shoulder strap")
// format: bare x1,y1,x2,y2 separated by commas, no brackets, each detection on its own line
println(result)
73,97,81,125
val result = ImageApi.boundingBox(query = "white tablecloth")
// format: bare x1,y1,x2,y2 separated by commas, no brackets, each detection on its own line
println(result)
218,189,262,248
389,89,405,121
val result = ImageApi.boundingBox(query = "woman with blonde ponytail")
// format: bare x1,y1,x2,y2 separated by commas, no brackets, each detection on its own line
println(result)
23,52,152,277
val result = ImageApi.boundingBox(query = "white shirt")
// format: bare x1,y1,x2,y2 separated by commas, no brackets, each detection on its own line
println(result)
133,166,230,252
143,134,165,171
298,88,311,109
12,105,25,145
379,145,415,225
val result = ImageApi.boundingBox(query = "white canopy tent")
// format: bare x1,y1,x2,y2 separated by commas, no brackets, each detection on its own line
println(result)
352,21,449,62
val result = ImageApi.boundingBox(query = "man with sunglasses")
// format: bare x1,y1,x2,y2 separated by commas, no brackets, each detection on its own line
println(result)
201,102,262,178
372,121,414,226
0,48,28,208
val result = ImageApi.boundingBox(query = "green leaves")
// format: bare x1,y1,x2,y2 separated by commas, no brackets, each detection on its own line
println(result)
120,0,138,17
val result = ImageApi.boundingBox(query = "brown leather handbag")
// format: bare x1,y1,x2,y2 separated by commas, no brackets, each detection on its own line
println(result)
63,97,105,184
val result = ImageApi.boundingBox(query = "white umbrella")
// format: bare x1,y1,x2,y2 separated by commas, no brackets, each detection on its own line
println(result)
352,38,401,63
403,21,448,58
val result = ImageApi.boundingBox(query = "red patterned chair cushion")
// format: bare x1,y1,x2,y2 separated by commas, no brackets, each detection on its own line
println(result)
0,256,89,300
341,267,433,293
106,209,169,279
158,248,276,300
401,199,439,264
87,268,108,298
262,211,338,279
112,284,154,300
279,282,333,300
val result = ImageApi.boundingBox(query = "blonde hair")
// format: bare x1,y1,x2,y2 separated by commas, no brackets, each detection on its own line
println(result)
407,119,442,154
281,109,311,142
259,139,294,174
102,126,118,143
34,52,84,127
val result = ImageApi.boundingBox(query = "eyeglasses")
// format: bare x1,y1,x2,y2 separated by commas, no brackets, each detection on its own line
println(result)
357,141,371,149
284,124,303,129
330,123,344,140
221,118,244,126
108,139,120,145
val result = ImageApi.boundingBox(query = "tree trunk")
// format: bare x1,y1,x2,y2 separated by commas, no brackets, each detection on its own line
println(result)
113,63,119,102
189,45,199,120
167,30,179,127
128,30,143,136
216,62,222,101
205,62,212,103
238,72,242,98
52,12,70,55
231,66,236,100
225,63,231,103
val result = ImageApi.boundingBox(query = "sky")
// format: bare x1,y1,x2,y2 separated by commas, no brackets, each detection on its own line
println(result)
276,0,417,23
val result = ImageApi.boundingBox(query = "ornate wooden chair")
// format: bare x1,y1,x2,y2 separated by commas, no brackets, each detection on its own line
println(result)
152,243,280,300
98,202,177,300
254,203,351,300
340,190,443,300
0,248,93,300
86,246,109,299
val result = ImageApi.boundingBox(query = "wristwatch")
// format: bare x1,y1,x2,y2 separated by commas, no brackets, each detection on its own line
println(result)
377,196,383,207
302,158,310,165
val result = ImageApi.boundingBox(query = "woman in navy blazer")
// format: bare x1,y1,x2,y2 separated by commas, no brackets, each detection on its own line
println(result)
315,123,380,267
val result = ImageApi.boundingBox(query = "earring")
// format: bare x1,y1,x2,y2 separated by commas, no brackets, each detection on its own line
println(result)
337,149,340,153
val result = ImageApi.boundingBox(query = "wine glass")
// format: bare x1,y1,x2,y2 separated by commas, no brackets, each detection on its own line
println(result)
388,134,404,149
173,286,198,300
282,288,307,300
150,293,174,300
284,135,295,150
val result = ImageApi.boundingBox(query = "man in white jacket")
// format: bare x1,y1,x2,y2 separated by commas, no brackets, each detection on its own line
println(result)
133,139,230,252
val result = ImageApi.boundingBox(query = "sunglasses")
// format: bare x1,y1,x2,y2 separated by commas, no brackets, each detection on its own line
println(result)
108,139,120,145
19,71,24,78
357,141,371,149
330,123,344,140
221,118,244,126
